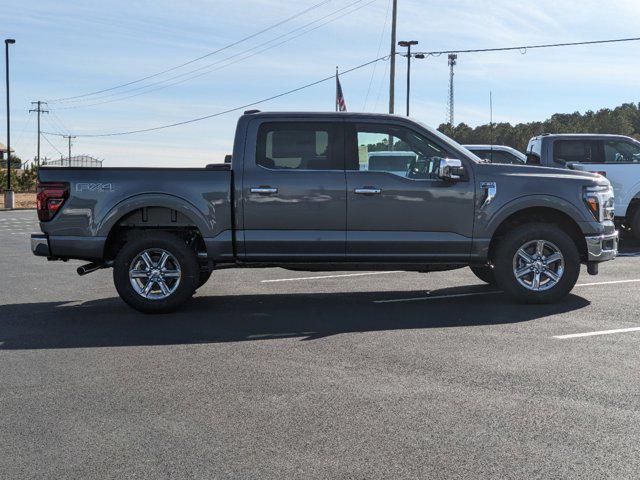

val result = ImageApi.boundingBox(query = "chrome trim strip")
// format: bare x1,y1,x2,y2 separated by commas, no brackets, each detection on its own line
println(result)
585,231,619,262
354,188,382,195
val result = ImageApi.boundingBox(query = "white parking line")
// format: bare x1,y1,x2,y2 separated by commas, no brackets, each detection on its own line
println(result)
262,271,404,283
554,327,640,340
373,278,640,304
575,278,640,287
374,290,500,303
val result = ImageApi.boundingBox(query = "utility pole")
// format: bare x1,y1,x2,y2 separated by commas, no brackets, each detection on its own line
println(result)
398,40,418,116
63,135,76,166
388,0,397,114
4,39,16,209
29,101,48,167
447,54,457,127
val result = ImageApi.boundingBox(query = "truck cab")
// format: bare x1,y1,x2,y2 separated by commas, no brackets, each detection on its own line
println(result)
526,134,640,238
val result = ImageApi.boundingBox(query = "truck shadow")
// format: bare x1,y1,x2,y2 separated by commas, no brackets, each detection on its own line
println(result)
0,285,590,350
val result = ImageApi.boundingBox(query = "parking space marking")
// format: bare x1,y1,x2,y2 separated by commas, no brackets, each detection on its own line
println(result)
261,271,404,283
554,327,640,340
374,290,500,303
373,278,640,304
575,278,640,287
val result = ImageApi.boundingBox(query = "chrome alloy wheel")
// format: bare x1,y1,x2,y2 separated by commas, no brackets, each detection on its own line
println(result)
512,239,565,292
129,248,182,300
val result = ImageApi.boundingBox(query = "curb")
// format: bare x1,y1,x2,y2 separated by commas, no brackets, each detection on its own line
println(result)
0,208,37,211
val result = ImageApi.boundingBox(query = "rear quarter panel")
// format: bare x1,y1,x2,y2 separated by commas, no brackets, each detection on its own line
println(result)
38,167,232,240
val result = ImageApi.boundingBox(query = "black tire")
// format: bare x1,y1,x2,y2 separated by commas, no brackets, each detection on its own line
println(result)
197,270,212,289
494,223,580,304
469,265,497,285
631,207,640,241
113,231,199,314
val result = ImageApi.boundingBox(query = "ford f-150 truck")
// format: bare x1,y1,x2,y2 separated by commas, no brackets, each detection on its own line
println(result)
32,111,618,313
526,133,640,239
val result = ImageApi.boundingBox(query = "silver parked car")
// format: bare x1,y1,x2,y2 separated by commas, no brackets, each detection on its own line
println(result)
465,145,526,165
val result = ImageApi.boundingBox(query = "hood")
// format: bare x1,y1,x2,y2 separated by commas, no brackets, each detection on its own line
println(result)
475,162,609,187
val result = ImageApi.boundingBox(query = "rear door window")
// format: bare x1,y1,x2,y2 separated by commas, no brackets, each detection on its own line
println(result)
553,140,602,164
256,122,342,170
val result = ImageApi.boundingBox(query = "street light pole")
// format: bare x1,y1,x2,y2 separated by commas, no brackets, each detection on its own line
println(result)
388,0,397,114
4,38,16,209
398,40,418,116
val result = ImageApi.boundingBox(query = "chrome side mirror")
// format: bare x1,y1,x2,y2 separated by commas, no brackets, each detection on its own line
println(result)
438,158,464,181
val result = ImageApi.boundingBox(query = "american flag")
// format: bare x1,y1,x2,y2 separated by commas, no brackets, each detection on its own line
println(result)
336,71,347,112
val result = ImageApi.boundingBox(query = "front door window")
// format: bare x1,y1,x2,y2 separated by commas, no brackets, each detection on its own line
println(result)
354,125,450,180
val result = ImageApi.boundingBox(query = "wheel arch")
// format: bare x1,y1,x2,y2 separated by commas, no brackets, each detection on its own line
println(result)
98,194,213,261
487,206,587,263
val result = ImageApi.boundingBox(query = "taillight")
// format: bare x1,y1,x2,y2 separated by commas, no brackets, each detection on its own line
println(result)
36,181,69,221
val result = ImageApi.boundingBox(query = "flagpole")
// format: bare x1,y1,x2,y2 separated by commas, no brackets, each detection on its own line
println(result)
335,66,339,112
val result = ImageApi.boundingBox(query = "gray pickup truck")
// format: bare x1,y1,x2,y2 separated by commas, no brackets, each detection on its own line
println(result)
32,111,618,313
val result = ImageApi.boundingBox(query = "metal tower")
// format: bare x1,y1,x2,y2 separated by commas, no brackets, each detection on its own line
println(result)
447,54,457,126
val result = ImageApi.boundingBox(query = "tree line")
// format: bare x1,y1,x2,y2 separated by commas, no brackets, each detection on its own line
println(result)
438,102,640,153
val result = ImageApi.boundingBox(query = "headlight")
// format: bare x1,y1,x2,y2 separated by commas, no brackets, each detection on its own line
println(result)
583,185,614,222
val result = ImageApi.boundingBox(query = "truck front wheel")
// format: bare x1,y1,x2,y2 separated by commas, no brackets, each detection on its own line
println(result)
113,232,199,313
493,223,580,304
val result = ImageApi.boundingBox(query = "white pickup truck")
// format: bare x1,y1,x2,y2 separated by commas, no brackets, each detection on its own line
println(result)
526,134,640,239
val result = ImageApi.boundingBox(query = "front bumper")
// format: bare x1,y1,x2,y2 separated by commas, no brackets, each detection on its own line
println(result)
31,234,51,257
585,231,618,262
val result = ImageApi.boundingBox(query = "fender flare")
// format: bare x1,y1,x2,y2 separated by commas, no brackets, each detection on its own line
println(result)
480,194,589,239
96,193,216,238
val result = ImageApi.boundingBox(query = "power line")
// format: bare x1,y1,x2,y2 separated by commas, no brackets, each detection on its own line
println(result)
49,110,71,134
362,0,391,111
43,55,390,138
55,0,375,109
41,132,65,156
14,111,34,146
41,35,640,138
414,36,640,56
47,0,334,103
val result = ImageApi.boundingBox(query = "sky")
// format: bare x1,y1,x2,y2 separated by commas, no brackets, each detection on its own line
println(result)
2,0,640,167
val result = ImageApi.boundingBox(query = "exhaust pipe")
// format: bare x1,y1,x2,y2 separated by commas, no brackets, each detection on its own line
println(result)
77,261,112,276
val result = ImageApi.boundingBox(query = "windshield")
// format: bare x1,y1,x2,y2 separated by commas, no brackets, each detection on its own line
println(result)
413,120,484,163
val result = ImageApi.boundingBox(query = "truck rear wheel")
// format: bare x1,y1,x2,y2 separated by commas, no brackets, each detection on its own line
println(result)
113,231,199,313
469,265,496,285
493,223,580,304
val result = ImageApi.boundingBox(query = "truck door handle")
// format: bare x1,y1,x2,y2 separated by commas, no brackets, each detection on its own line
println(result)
354,187,382,195
250,187,278,194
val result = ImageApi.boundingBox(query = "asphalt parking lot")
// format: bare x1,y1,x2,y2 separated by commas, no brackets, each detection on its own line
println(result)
1,209,640,479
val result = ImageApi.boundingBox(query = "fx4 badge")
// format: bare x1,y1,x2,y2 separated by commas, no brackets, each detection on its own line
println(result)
76,183,114,193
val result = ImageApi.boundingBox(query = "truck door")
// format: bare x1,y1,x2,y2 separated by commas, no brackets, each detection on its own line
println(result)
242,119,346,260
344,121,475,261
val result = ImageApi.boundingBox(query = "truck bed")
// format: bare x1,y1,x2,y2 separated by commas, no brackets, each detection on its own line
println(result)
37,166,233,260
